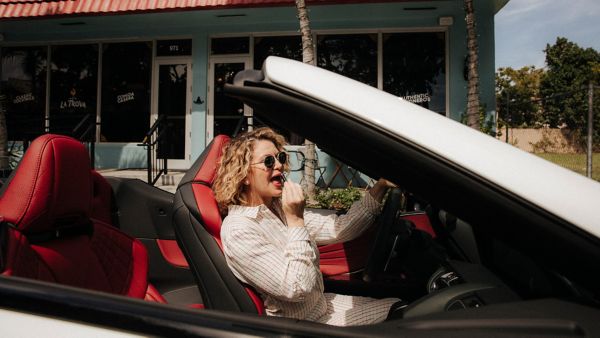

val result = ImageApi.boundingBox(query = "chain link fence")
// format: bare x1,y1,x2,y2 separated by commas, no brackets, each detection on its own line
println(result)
498,84,599,182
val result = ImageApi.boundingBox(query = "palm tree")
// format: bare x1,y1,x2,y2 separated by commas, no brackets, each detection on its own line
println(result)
295,0,317,203
465,0,481,130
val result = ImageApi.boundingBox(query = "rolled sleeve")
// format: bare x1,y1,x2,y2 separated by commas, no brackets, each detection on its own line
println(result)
306,192,383,245
222,216,319,303
357,191,382,216
288,226,311,242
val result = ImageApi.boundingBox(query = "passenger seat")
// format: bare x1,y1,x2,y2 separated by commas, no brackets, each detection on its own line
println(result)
0,134,150,299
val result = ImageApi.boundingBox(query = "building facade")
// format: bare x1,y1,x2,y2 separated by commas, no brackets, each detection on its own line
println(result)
0,0,508,169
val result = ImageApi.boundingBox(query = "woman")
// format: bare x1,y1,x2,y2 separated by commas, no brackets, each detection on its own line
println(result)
214,127,400,326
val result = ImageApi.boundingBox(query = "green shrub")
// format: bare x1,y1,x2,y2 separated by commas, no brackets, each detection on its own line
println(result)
314,187,363,211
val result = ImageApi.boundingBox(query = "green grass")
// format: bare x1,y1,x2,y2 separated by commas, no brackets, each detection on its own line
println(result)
535,153,600,181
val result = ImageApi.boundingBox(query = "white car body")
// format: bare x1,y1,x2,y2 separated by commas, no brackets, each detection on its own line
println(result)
262,56,600,236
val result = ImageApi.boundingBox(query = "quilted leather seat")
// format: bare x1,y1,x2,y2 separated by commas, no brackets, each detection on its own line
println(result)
0,134,149,298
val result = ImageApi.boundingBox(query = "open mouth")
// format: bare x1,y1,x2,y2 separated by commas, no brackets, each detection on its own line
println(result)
271,173,285,185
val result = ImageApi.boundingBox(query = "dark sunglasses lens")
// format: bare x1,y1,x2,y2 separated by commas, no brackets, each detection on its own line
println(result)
277,152,287,165
263,155,275,168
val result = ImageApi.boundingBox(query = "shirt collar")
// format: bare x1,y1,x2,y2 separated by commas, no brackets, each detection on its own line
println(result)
228,204,268,219
228,198,284,220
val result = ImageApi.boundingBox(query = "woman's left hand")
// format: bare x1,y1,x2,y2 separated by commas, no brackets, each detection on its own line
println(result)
377,178,397,188
369,178,397,202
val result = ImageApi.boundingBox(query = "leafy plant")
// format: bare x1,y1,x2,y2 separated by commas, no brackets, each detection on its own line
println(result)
529,129,558,153
314,187,363,211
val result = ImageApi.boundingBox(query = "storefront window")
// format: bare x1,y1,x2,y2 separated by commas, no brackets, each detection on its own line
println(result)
0,46,47,140
213,62,247,137
317,34,378,87
383,32,446,114
157,63,188,159
253,35,304,144
211,37,249,55
101,42,152,142
253,35,302,69
49,44,98,136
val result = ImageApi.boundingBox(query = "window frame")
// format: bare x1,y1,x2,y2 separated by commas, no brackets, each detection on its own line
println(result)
210,26,449,117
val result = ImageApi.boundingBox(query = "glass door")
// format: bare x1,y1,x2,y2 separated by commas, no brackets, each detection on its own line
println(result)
152,58,192,169
207,56,251,143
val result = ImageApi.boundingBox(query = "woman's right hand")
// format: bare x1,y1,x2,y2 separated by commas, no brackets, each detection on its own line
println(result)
282,181,305,227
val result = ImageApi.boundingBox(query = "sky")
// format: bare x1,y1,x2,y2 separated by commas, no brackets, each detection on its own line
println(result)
495,0,600,70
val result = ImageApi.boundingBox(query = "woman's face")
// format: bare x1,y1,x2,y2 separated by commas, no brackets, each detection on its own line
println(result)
246,139,285,206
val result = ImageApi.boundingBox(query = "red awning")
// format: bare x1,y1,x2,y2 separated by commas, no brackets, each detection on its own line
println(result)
0,0,408,19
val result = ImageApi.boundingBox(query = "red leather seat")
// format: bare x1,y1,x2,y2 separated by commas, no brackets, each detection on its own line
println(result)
91,170,114,225
0,134,149,299
172,135,265,314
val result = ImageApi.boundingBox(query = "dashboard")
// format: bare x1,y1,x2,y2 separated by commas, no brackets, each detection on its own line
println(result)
401,260,520,318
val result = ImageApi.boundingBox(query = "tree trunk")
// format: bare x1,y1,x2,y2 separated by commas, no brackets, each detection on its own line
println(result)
0,94,9,171
295,0,317,203
465,0,481,130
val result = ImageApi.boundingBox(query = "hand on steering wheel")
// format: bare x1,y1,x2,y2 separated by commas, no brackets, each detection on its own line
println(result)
363,187,404,282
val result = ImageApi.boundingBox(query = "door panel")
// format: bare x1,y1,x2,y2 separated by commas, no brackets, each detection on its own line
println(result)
103,177,201,305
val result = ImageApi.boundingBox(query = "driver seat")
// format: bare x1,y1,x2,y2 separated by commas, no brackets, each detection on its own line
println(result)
172,135,265,314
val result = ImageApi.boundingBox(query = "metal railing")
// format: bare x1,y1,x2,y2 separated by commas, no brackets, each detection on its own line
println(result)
138,115,168,185
45,114,97,168
69,113,97,168
1,113,98,185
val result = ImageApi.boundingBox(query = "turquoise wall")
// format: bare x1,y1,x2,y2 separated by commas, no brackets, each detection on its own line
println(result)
0,0,498,169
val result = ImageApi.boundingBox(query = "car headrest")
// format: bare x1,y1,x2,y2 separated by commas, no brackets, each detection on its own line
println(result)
0,134,92,234
178,135,231,187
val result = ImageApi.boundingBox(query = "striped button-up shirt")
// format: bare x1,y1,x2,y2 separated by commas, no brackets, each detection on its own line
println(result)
221,193,399,326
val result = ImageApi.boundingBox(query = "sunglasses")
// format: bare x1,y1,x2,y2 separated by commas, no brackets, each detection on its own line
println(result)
251,151,287,169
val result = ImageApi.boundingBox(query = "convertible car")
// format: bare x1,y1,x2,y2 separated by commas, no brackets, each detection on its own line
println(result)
1,56,600,337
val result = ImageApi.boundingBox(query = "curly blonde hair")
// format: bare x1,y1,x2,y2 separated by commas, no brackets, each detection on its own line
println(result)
213,127,288,216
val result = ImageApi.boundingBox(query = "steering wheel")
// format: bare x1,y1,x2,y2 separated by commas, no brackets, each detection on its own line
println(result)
362,188,404,282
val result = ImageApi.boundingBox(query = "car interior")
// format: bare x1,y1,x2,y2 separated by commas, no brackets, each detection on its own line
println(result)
1,68,600,336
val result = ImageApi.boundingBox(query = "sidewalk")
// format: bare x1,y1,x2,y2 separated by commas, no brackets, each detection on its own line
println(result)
98,169,185,194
